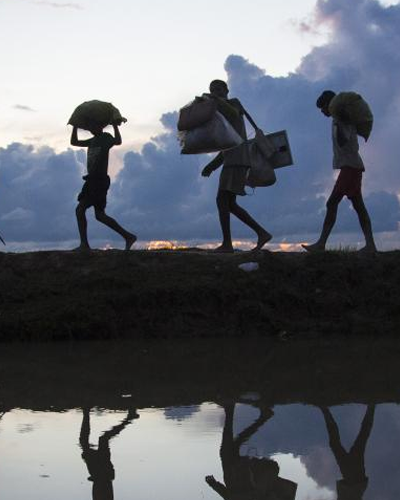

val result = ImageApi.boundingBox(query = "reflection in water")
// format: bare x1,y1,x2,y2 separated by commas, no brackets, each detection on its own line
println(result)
1,339,400,500
206,402,297,500
320,405,375,500
79,408,139,500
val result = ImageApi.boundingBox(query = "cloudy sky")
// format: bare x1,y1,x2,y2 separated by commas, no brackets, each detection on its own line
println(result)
0,0,399,250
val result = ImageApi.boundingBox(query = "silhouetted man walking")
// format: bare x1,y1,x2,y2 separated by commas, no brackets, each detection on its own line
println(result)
202,80,271,253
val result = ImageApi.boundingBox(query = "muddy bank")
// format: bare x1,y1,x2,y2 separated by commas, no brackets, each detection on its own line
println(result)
0,249,399,340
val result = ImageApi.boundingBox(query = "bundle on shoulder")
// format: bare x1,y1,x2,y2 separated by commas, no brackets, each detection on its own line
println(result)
329,92,373,141
177,95,243,154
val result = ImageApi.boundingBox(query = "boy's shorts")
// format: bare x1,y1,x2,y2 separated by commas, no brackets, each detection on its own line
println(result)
332,167,363,199
78,175,111,210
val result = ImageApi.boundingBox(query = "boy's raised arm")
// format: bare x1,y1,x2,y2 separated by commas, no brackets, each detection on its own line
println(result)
112,124,122,146
70,126,92,147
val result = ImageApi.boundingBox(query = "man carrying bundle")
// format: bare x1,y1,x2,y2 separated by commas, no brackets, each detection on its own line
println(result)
201,80,272,253
302,90,377,254
70,122,136,251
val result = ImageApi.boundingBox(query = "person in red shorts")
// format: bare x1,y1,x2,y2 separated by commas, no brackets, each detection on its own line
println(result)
302,90,377,254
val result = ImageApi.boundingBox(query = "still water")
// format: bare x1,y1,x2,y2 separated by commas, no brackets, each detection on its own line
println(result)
0,338,399,500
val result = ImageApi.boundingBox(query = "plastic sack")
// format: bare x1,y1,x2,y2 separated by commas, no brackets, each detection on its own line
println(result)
238,262,259,272
179,111,244,154
177,98,217,131
68,100,127,131
246,130,277,188
329,92,373,141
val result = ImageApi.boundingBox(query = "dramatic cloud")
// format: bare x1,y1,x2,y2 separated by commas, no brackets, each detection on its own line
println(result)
0,143,83,241
1,0,400,247
106,0,400,243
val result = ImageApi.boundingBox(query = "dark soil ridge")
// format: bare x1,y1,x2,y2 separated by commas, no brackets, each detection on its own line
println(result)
0,249,399,340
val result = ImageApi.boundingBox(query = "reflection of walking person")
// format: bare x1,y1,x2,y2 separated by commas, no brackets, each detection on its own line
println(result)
79,408,139,500
302,91,377,254
70,124,137,251
320,404,376,500
205,402,274,500
201,80,272,253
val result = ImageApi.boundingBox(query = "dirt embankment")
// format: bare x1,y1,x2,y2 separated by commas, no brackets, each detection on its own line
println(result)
0,249,399,340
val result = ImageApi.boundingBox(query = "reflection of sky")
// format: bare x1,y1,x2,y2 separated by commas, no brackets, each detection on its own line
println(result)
0,407,224,500
1,403,400,500
274,454,335,500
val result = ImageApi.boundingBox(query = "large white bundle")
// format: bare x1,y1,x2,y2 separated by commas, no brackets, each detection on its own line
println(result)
329,92,373,141
179,111,243,154
177,98,217,131
68,100,127,130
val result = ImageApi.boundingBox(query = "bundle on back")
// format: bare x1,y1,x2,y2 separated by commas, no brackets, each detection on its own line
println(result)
329,92,373,141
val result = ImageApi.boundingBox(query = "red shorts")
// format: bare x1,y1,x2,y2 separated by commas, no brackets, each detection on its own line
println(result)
331,167,363,199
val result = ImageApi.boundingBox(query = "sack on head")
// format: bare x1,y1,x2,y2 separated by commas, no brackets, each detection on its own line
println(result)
68,100,127,131
329,92,373,141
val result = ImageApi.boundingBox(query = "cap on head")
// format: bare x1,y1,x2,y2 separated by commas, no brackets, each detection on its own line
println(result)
316,90,336,109
209,80,228,93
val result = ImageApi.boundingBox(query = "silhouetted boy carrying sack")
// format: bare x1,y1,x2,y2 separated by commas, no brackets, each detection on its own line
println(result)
302,90,377,254
201,80,272,253
69,104,136,251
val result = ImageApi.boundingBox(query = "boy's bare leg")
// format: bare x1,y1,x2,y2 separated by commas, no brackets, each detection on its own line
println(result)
302,192,343,252
215,190,234,253
75,203,91,250
350,195,377,253
229,198,272,250
95,208,137,250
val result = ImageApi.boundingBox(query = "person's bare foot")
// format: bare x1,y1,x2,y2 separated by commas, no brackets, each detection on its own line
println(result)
358,245,377,254
125,233,137,251
252,230,272,251
301,242,325,253
73,244,91,252
212,244,234,253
